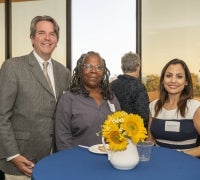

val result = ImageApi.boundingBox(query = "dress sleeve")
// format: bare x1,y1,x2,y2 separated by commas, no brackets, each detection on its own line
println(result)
149,99,158,118
186,99,200,118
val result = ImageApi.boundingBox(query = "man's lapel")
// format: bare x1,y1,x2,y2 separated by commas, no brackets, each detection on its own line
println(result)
28,52,55,97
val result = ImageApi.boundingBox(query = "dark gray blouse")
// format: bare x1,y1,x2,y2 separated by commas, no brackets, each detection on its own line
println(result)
55,91,121,151
111,74,149,128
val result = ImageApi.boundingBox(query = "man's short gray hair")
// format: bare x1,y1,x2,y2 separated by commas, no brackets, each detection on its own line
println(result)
121,51,141,73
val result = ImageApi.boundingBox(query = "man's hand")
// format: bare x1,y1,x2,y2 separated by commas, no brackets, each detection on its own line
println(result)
11,155,35,177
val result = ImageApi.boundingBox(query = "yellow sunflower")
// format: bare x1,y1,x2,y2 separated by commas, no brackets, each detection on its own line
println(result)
122,114,147,144
106,131,128,151
102,120,119,138
101,111,147,151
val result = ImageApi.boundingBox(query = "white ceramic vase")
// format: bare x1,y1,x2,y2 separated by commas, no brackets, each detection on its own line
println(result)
102,138,139,170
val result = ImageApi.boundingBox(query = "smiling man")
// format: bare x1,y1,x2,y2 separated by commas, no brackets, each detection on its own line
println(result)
0,15,71,180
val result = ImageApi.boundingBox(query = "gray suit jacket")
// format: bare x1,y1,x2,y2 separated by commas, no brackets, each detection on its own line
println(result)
0,52,71,175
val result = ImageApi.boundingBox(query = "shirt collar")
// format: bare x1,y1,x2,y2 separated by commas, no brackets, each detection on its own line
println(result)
33,50,52,66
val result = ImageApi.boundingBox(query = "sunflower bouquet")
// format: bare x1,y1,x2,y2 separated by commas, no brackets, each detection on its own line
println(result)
102,111,147,151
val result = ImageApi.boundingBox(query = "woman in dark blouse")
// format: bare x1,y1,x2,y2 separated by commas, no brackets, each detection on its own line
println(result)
55,51,121,151
110,52,149,128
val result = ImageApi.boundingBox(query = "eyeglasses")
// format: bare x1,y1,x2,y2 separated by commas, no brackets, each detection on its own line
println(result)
82,64,104,72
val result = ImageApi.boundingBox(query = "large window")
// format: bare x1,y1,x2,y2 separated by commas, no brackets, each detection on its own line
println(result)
142,0,200,100
11,0,66,66
72,0,136,79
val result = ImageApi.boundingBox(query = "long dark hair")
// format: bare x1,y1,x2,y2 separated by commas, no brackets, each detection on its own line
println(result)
155,58,193,117
70,51,114,100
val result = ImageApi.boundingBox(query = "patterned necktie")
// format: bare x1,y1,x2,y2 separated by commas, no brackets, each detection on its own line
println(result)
43,62,54,94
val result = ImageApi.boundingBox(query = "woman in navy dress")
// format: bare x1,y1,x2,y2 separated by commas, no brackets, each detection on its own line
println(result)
148,59,200,157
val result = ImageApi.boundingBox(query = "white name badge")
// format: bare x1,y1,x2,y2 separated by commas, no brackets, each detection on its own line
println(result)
165,121,180,132
107,100,116,112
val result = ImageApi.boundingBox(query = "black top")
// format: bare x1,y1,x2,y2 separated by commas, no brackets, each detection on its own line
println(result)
110,74,149,128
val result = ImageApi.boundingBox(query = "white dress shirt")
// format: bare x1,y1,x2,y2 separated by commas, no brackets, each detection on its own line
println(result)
33,51,56,98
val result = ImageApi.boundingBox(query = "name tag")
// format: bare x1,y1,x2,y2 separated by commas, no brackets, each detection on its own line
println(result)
107,100,116,112
165,121,180,132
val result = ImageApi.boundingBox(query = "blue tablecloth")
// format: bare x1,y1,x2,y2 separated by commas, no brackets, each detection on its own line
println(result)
32,146,200,180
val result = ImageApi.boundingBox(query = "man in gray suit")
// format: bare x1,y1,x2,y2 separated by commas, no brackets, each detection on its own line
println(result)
0,15,71,180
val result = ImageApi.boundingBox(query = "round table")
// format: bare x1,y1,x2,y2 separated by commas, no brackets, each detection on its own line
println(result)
32,146,200,180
